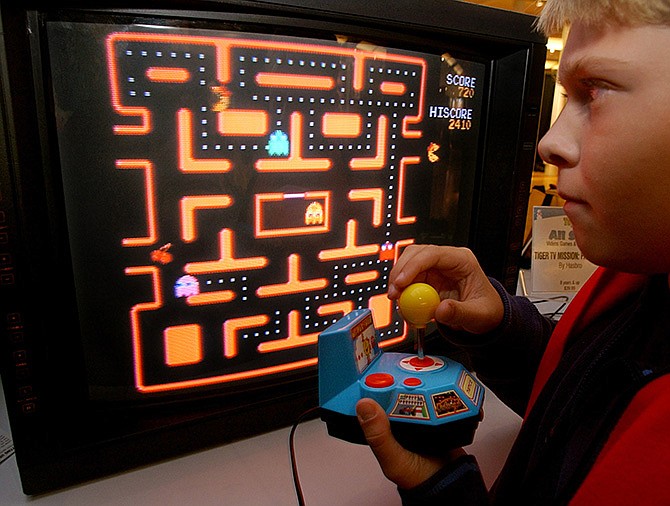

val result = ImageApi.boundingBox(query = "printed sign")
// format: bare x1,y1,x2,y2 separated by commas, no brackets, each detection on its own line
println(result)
531,206,597,293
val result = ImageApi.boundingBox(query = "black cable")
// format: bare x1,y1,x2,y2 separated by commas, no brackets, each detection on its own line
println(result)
530,295,570,320
289,406,321,506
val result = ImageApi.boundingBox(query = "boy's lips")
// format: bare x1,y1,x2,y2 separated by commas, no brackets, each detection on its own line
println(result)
558,190,585,205
558,192,589,220
561,197,589,224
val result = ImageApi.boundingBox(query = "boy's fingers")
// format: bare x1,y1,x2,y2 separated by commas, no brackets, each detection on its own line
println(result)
356,398,400,456
356,399,416,485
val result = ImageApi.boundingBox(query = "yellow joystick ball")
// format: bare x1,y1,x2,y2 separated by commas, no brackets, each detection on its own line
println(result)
397,282,441,328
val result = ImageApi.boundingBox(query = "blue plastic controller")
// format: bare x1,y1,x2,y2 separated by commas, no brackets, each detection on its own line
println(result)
318,308,484,455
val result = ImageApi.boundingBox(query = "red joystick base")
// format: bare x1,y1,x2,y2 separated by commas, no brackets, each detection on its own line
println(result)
398,355,445,373
408,356,435,368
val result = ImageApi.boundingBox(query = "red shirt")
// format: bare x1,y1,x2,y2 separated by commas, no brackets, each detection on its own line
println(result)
527,268,670,505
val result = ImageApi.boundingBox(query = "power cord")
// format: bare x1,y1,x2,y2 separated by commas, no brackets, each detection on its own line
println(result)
529,294,570,320
289,406,321,506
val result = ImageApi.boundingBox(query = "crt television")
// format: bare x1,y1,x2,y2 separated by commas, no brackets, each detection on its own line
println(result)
0,0,546,495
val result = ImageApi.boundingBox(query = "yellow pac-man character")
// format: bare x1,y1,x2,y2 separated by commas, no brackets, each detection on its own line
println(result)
211,85,231,112
427,142,440,163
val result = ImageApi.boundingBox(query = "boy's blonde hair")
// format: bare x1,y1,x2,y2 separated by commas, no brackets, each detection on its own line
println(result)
537,0,670,34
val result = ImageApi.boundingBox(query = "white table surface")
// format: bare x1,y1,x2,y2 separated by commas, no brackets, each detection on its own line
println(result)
0,377,521,506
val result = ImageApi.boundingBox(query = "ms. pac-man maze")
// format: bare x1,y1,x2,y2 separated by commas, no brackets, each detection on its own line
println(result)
103,28,478,394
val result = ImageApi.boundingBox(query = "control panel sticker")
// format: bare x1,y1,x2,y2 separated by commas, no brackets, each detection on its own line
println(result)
389,393,430,420
458,370,482,404
432,390,468,418
352,313,379,373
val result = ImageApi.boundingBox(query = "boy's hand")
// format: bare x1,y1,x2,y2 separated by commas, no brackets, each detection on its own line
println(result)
388,245,504,335
358,245,491,490
356,398,464,490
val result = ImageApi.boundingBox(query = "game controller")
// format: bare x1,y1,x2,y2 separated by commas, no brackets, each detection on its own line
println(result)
318,284,484,455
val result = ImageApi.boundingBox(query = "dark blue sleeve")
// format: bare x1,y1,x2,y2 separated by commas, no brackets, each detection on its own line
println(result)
438,278,556,416
398,454,489,506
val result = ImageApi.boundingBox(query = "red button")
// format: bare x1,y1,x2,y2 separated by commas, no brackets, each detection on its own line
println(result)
365,373,395,388
403,377,422,387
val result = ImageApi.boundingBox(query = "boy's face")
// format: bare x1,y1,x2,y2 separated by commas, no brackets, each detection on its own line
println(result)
538,22,670,273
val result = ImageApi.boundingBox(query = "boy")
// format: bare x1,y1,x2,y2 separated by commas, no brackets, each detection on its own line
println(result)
356,0,670,503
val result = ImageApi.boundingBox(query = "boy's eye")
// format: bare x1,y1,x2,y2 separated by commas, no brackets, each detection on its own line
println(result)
579,79,611,102
556,75,613,105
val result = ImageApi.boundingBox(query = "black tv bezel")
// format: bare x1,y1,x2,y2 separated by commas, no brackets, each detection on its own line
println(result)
0,0,546,495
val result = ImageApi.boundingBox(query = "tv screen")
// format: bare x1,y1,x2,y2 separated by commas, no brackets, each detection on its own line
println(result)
51,20,486,398
0,0,546,495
